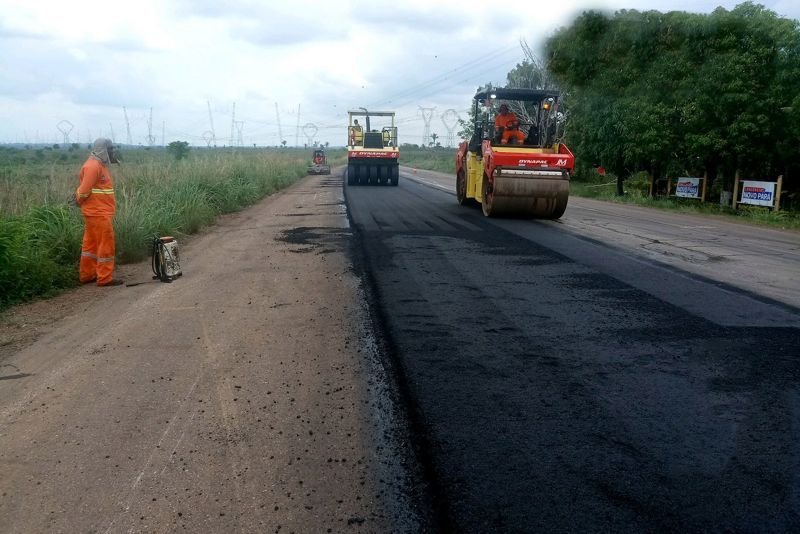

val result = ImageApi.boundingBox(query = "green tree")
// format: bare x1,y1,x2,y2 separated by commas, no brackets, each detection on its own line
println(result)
166,141,190,160
544,3,800,195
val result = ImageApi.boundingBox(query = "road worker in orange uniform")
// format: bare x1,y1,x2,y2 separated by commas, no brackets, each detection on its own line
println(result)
495,103,526,145
76,138,122,286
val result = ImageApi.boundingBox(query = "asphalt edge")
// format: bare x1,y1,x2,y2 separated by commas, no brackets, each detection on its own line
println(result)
343,172,455,533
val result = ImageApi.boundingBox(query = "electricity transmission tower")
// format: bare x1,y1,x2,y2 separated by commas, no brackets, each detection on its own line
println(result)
109,123,116,144
230,102,236,147
122,107,132,145
207,100,217,146
419,106,435,147
302,123,318,147
441,108,460,148
56,120,73,144
202,131,214,147
295,104,301,147
146,108,156,146
234,121,244,147
275,102,283,146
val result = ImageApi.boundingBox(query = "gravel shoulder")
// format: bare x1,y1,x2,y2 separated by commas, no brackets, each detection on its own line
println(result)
0,172,421,533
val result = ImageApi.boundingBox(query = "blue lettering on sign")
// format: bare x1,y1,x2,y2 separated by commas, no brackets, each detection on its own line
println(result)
743,191,773,201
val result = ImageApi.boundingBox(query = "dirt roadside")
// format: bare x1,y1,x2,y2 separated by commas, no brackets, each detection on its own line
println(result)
0,172,421,532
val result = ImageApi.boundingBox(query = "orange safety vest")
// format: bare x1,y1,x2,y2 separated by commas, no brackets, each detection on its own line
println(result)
495,112,520,130
76,158,115,217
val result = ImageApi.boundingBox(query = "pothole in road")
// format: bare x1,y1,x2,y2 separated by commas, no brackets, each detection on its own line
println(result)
276,226,351,254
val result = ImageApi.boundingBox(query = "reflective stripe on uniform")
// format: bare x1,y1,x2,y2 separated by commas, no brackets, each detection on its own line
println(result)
81,252,98,259
90,188,114,194
78,193,90,198
97,257,114,263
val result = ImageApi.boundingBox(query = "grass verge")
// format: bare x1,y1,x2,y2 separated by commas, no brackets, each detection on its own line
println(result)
0,148,307,310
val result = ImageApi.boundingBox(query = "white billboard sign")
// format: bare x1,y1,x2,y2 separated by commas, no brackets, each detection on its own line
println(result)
675,177,701,198
741,181,776,207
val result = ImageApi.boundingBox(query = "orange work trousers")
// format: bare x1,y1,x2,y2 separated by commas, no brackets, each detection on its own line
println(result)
80,215,115,285
501,129,526,144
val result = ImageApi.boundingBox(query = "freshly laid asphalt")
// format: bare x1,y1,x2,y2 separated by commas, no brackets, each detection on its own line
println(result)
345,168,800,532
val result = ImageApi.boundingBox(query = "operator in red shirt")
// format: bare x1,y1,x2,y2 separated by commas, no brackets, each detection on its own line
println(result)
495,103,526,145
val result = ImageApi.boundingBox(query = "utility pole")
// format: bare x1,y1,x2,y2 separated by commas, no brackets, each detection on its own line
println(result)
109,123,116,144
162,121,165,147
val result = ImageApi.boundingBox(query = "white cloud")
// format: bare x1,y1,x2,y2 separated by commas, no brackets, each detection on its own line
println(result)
0,0,797,146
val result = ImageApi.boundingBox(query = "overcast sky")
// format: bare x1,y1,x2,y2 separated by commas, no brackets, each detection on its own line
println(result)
0,0,798,147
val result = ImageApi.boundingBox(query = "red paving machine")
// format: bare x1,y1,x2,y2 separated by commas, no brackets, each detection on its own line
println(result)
346,109,399,186
456,88,574,218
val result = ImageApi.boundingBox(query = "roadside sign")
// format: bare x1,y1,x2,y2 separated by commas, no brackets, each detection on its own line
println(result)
732,174,783,210
676,177,701,198
740,181,776,207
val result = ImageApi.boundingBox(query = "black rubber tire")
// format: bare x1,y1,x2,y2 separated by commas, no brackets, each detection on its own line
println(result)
549,194,569,220
390,165,399,186
347,164,355,185
481,174,494,217
368,165,378,185
457,170,467,204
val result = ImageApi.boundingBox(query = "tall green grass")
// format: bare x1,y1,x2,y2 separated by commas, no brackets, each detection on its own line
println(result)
0,148,307,309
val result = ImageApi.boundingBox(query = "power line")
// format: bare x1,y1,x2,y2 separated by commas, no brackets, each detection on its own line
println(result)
366,44,519,109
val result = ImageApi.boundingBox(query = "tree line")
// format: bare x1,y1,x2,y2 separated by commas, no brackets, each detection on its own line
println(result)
538,2,800,197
